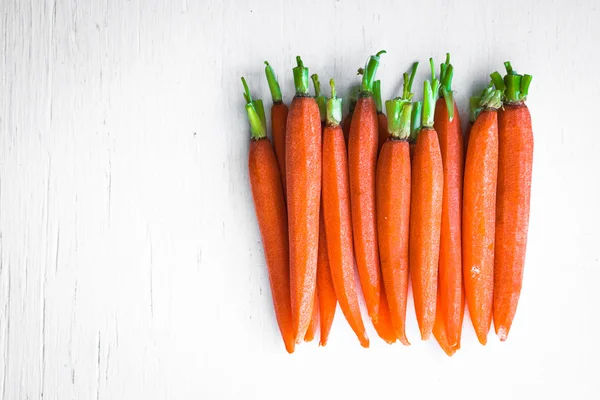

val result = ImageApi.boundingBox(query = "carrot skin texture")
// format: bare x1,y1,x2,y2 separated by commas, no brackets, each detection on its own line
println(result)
433,286,456,357
317,211,337,346
322,124,369,347
372,281,397,344
348,96,381,321
409,128,443,340
304,291,319,342
248,139,295,353
377,113,389,154
462,109,498,345
286,96,322,342
494,103,533,341
271,102,289,190
434,99,464,347
376,139,411,345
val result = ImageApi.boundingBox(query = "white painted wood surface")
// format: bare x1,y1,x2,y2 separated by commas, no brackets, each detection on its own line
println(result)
1,0,598,398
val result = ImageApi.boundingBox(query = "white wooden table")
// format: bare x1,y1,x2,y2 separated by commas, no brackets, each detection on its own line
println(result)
1,0,598,398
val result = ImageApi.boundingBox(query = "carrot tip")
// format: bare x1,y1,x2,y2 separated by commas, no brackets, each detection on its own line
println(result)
360,338,370,348
398,335,411,346
497,326,509,341
421,331,432,341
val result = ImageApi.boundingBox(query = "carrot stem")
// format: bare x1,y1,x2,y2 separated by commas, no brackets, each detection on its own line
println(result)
373,80,383,113
327,79,342,126
264,61,283,103
410,101,423,142
311,74,327,122
360,50,386,93
490,71,506,91
242,77,267,139
293,56,310,96
439,53,454,121
501,61,533,103
469,96,482,123
405,62,419,100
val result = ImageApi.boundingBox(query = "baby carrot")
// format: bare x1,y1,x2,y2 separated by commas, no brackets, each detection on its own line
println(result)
409,59,444,340
322,79,369,347
462,85,502,345
311,73,337,346
348,50,386,322
264,62,289,191
433,54,464,347
372,280,397,344
287,56,322,342
376,63,418,345
243,78,295,353
373,80,389,154
491,63,534,341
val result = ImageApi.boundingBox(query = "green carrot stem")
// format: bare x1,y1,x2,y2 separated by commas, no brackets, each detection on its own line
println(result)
410,101,422,142
311,73,327,122
373,80,383,113
246,103,266,140
469,96,482,123
327,78,342,126
385,99,404,138
293,56,310,96
360,50,386,94
242,77,252,104
264,61,283,103
501,61,533,102
422,80,436,128
490,71,506,91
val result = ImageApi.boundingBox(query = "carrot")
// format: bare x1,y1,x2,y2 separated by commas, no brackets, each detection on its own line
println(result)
491,63,534,341
310,73,338,346
322,79,369,347
304,291,319,342
373,80,389,153
409,101,423,160
462,85,502,345
432,286,456,357
433,54,464,347
243,78,295,353
287,56,322,342
348,50,386,322
264,62,289,191
409,60,444,340
376,63,418,345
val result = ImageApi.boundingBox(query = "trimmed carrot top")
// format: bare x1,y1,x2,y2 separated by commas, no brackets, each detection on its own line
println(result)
293,56,310,96
241,77,266,140
490,61,533,104
360,50,386,94
327,79,342,127
422,58,442,129
410,101,423,142
264,61,283,103
311,73,327,123
438,53,455,120
385,62,418,140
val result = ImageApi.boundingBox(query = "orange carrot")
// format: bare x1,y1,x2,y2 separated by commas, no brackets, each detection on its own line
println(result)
376,63,418,344
322,79,369,347
243,78,295,353
433,54,464,347
432,286,456,357
287,57,322,342
348,50,386,322
491,64,534,341
264,62,288,191
409,63,444,340
373,80,389,154
462,86,502,345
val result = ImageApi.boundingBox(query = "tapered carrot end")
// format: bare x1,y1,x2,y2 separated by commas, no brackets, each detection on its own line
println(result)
284,341,296,354
359,337,370,348
497,326,509,342
476,333,488,346
421,330,432,341
318,339,328,347
397,332,411,346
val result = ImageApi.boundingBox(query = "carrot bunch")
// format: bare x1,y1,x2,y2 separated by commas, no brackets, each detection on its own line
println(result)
242,54,533,355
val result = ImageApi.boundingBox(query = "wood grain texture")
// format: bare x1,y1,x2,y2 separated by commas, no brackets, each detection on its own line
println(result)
0,0,599,399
